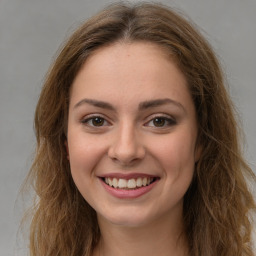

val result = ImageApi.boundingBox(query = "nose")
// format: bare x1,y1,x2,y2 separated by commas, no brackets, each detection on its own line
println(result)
108,123,146,166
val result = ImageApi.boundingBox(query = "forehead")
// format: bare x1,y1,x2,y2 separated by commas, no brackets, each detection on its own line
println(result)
80,41,176,78
69,41,192,112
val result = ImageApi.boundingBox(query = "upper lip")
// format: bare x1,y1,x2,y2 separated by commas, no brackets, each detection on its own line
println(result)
99,173,159,179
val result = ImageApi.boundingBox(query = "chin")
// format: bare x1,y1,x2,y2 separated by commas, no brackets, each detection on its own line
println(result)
97,206,157,228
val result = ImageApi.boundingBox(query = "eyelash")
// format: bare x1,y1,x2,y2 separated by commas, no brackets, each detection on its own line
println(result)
81,114,176,129
145,116,176,128
81,115,110,127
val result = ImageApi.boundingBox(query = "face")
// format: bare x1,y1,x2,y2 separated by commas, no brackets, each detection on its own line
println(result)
67,42,200,228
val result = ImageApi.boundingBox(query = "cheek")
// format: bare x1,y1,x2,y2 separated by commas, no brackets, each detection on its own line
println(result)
67,133,106,181
150,131,197,176
151,132,196,204
67,133,109,207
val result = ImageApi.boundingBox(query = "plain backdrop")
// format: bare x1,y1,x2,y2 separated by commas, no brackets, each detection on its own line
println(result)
0,0,255,255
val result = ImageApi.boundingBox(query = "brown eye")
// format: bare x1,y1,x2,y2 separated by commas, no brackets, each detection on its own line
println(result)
145,116,176,128
81,116,108,127
91,117,105,126
153,118,166,127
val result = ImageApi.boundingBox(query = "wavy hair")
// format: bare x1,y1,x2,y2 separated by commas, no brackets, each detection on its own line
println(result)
25,2,256,255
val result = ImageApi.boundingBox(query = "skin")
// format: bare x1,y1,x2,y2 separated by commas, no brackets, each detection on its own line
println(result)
67,42,200,256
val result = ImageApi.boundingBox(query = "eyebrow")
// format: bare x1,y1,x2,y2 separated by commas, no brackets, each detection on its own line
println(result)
73,98,185,112
138,98,185,111
74,98,115,110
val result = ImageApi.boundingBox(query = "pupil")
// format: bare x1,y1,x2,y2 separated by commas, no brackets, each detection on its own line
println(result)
92,117,104,126
153,118,165,127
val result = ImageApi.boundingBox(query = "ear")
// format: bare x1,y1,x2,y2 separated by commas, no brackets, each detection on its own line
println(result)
194,143,202,163
65,141,70,160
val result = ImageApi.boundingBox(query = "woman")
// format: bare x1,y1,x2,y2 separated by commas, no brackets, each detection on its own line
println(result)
25,2,256,256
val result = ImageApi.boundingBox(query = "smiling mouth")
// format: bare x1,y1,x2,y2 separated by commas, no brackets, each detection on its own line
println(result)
102,177,158,190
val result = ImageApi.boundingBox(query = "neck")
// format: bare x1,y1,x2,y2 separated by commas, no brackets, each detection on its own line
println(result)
95,211,188,256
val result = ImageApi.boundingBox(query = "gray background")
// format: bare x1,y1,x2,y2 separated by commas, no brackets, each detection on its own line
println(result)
0,0,255,255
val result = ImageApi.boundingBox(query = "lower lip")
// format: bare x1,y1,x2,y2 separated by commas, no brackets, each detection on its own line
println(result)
100,178,158,199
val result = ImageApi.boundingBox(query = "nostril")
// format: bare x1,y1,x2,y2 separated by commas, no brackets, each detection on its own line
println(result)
108,145,146,166
107,131,146,164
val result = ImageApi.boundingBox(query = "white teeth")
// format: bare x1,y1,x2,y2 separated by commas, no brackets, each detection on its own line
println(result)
118,179,127,188
136,178,142,187
127,179,136,188
112,178,118,188
104,177,155,189
142,177,147,186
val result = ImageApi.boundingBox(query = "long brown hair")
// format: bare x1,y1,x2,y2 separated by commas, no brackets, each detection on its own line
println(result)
25,2,256,255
